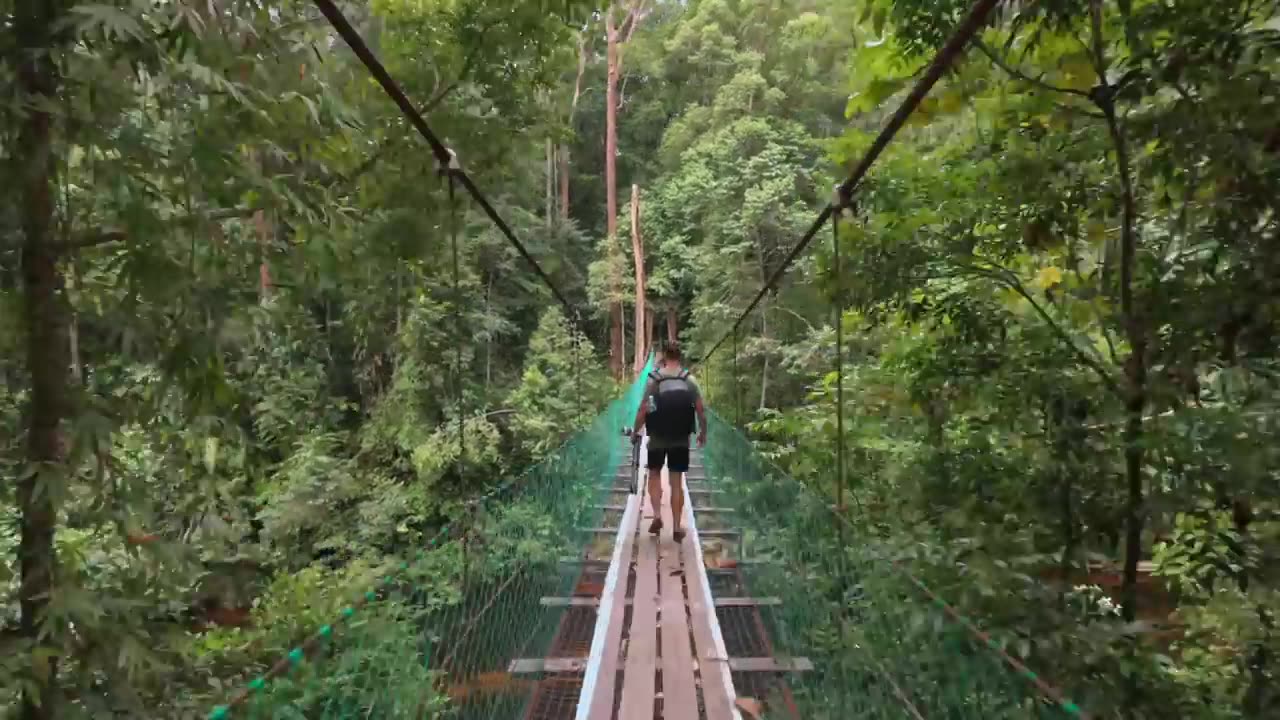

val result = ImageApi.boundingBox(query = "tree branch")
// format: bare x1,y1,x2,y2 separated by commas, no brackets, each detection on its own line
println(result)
55,206,262,253
620,0,650,45
959,260,1123,398
571,30,592,116
972,38,1093,98
422,16,505,114
616,0,650,106
422,42,482,113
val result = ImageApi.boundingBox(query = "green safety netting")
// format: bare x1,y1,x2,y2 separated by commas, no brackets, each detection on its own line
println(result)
207,356,654,719
700,409,1091,720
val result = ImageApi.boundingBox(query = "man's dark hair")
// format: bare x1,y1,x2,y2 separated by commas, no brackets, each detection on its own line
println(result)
662,341,682,361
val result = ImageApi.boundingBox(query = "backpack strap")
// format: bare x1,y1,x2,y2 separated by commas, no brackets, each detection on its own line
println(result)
651,369,690,389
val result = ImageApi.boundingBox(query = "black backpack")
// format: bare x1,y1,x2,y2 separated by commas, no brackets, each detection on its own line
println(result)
647,370,696,439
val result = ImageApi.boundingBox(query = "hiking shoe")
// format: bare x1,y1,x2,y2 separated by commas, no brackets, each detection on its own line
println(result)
672,528,686,543
648,518,663,535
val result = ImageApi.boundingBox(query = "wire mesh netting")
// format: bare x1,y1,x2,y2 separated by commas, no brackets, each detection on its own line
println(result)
207,358,654,720
700,409,1092,720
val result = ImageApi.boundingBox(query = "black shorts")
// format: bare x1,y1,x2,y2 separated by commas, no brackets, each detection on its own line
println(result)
646,446,690,472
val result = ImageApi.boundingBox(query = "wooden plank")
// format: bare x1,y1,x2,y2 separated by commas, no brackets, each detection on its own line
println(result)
659,467,699,720
577,491,642,720
560,556,610,568
713,597,780,608
579,527,621,534
726,657,814,673
680,468,741,720
541,596,775,609
540,597,600,608
697,529,741,538
510,657,587,674
618,459,661,720
693,506,735,514
595,504,628,512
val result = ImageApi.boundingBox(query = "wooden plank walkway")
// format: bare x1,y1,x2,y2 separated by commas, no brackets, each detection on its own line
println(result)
578,489,640,719
657,466,699,720
617,453,659,720
678,460,740,720
572,438,743,719
517,437,808,720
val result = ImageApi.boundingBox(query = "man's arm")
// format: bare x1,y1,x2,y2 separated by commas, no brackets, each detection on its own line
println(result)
632,379,653,437
694,397,707,446
692,374,708,446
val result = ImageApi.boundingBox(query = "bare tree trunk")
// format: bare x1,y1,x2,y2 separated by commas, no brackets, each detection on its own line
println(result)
666,306,677,344
644,301,654,359
630,184,647,373
545,137,554,227
68,256,82,384
605,5,623,379
485,273,493,390
16,1,68,717
1087,0,1145,629
1085,3,1145,711
560,31,590,221
558,147,571,220
245,148,273,301
388,267,401,375
759,300,769,409
252,211,272,301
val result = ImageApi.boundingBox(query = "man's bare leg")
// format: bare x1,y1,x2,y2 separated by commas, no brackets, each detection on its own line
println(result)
670,470,686,542
647,467,664,535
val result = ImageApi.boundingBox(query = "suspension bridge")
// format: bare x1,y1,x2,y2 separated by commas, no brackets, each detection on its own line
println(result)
206,361,1089,720
204,0,1095,718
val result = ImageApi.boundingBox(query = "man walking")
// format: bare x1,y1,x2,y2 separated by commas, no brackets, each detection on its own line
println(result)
632,342,706,542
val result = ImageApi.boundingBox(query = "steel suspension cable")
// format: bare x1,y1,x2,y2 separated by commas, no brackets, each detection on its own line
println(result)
694,0,1002,368
310,0,585,333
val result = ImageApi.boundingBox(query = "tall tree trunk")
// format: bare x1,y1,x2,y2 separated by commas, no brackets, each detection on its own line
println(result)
560,32,589,221
605,5,623,379
253,211,272,300
1090,2,1145,710
545,137,554,227
644,302,654,359
759,300,769,410
630,184,647,373
558,147,571,220
485,273,493,390
248,149,273,301
1091,0,1146,629
666,306,677,344
68,256,82,384
16,1,68,717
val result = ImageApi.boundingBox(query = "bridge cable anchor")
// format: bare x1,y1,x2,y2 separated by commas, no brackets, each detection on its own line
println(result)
830,183,856,219
436,146,462,178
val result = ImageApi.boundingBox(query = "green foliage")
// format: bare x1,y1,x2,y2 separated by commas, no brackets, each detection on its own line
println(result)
2,0,611,714
727,1,1280,716
4,0,1280,717
506,307,614,462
